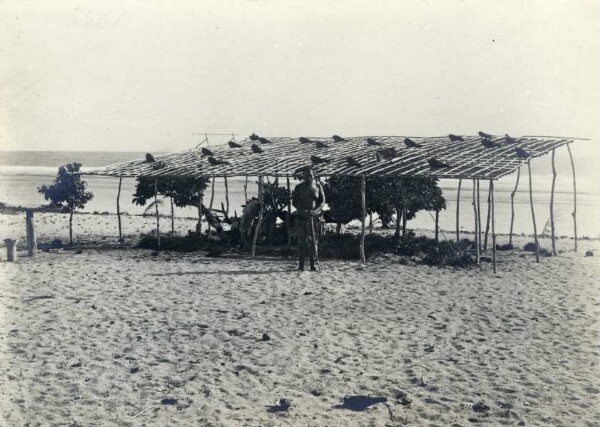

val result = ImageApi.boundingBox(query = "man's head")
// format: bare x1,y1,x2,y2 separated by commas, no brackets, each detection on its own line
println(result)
302,167,315,184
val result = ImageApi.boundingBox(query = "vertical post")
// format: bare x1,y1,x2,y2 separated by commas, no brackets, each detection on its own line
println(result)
528,161,539,262
509,167,521,246
4,239,18,262
244,176,249,203
251,175,264,257
472,179,480,264
476,179,482,251
209,175,216,209
154,178,160,250
456,178,462,243
491,179,496,273
435,210,440,242
567,143,578,252
116,176,123,242
224,176,230,216
25,209,37,256
286,175,292,254
369,213,373,234
360,174,366,263
483,180,492,251
170,196,175,235
550,148,557,256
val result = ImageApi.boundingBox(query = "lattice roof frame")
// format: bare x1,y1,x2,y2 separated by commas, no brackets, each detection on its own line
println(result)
84,135,578,181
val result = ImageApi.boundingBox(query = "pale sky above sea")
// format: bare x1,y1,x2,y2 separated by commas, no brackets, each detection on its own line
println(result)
1,0,599,163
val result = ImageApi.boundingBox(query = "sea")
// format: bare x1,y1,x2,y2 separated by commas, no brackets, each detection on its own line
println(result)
1,150,599,239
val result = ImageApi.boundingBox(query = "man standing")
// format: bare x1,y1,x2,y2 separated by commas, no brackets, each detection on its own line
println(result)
292,167,326,271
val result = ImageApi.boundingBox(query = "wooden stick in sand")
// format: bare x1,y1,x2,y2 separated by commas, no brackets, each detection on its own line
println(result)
116,176,122,242
286,176,292,255
509,167,521,247
550,148,557,256
472,179,479,264
154,178,160,250
567,143,578,252
528,160,540,262
491,179,497,273
456,178,462,243
483,180,492,251
360,174,366,263
251,175,264,257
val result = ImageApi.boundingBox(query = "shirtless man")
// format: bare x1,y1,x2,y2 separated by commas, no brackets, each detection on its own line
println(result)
292,167,326,271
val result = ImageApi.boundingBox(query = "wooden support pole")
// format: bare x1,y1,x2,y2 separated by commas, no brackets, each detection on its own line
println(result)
509,167,521,246
477,179,482,251
360,174,366,263
491,179,497,273
435,210,440,242
244,176,249,203
483,180,492,251
369,212,373,234
472,179,480,264
116,176,123,242
456,179,462,243
550,148,557,256
4,239,18,262
251,175,264,257
154,178,160,250
224,176,230,216
567,143,578,252
25,209,37,256
528,161,540,262
209,175,215,209
170,196,175,235
286,175,292,254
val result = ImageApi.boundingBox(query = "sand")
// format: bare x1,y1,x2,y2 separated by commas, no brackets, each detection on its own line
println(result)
0,211,599,427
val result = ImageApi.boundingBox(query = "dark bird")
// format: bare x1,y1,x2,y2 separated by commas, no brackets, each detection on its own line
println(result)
375,148,398,161
346,157,362,167
428,157,450,169
334,395,388,412
366,138,382,146
266,398,291,413
201,147,213,156
504,134,517,144
259,137,272,144
481,138,500,149
228,140,242,148
315,141,329,148
207,156,229,166
251,143,263,153
404,138,422,148
332,135,346,142
145,153,155,163
311,155,330,164
515,147,531,159
478,131,493,139
249,133,260,140
448,134,464,142
299,137,312,144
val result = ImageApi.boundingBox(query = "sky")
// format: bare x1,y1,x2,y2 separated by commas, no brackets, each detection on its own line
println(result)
1,0,599,156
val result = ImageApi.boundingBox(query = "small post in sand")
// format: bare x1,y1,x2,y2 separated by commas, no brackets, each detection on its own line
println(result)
483,180,492,251
567,143,578,252
116,176,123,242
456,178,462,243
472,179,480,264
154,178,160,250
550,148,557,256
25,209,37,256
509,167,521,246
286,175,292,255
491,179,497,273
4,239,18,262
528,160,540,262
360,174,366,263
251,175,264,257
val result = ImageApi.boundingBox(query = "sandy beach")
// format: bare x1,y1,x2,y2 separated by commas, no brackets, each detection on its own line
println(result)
0,212,599,427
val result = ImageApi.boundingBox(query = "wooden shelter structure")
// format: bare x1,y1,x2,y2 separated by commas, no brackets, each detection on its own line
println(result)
84,133,581,270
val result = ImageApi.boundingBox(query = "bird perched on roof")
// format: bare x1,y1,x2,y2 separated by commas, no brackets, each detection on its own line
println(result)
207,156,229,166
515,147,531,159
366,138,382,146
299,137,312,144
505,134,517,144
249,133,260,140
346,157,362,167
375,148,398,161
251,143,263,153
481,138,500,148
201,147,213,156
145,153,155,163
152,161,166,170
259,137,272,144
428,158,450,169
315,141,329,148
478,131,493,139
311,155,330,164
448,134,464,142
332,135,346,142
228,140,242,148
404,138,422,148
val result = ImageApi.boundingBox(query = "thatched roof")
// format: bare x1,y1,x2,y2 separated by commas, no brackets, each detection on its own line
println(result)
85,134,575,180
